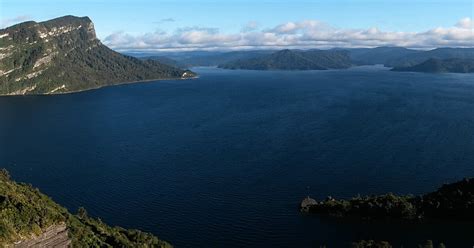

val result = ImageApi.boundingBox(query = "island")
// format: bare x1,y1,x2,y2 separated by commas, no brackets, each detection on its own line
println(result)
0,15,195,95
0,169,172,247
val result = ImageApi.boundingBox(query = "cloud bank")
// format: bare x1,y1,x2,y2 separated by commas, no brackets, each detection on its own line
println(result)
104,18,474,51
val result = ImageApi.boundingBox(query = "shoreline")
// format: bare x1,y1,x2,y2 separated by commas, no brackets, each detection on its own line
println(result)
0,75,199,97
300,178,474,222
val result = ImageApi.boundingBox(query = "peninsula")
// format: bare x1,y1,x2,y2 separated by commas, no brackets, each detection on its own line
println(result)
0,16,195,95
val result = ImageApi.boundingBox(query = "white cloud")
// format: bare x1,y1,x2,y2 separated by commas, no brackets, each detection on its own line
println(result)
241,21,259,32
0,15,32,28
104,17,474,51
268,20,327,34
272,22,299,34
456,17,473,29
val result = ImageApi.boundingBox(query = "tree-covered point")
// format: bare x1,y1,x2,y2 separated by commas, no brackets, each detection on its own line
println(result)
301,178,474,221
0,168,172,247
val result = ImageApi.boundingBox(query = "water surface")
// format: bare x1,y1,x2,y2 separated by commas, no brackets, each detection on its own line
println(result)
1,67,474,247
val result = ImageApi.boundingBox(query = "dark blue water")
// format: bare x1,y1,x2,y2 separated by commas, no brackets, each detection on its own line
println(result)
1,66,474,247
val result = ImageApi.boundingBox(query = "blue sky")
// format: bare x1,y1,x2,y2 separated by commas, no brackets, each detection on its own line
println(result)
1,0,473,51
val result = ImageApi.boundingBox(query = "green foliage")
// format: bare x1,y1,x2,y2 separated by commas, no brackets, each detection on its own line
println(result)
417,178,474,219
304,178,474,221
0,171,68,244
0,15,194,95
0,168,172,247
306,193,418,219
67,209,171,248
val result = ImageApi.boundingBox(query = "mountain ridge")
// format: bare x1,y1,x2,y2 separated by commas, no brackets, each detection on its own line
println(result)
217,49,352,70
141,46,474,73
392,58,474,73
385,48,474,67
0,15,195,95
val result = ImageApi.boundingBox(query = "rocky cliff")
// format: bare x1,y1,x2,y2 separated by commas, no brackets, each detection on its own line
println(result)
0,15,194,95
12,223,70,248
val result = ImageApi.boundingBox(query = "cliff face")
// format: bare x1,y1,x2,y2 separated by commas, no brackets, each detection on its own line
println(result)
0,169,172,248
12,223,70,248
0,15,194,95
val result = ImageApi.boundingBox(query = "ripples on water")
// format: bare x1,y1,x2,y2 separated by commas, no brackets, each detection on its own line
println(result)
1,67,474,247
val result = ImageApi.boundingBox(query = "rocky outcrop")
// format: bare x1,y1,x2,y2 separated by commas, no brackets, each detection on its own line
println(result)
13,223,70,248
300,196,317,212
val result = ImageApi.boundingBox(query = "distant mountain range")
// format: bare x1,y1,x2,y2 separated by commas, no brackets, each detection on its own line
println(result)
216,49,352,70
140,47,474,73
384,48,474,67
346,47,420,66
0,15,194,95
392,58,474,73
135,50,275,68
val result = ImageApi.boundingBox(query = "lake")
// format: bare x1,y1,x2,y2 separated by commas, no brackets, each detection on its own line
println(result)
1,66,474,247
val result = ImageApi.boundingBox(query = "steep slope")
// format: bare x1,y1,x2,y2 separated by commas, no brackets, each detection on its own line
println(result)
0,15,194,95
218,49,351,70
392,58,474,73
0,169,172,247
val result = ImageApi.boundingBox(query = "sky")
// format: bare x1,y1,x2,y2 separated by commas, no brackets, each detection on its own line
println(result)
1,0,473,51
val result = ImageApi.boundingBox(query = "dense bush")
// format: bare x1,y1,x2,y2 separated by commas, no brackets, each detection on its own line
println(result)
303,178,474,221
0,168,172,247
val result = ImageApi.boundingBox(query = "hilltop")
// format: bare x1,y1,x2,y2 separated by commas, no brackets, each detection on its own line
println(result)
218,49,352,70
0,15,194,95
